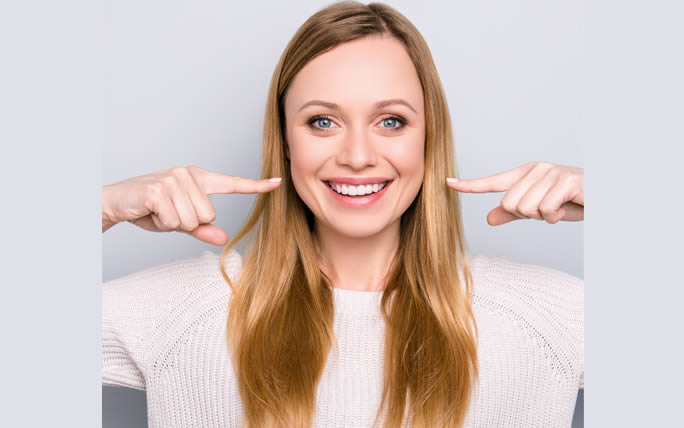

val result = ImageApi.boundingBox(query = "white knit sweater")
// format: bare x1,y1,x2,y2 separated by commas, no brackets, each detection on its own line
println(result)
102,249,583,427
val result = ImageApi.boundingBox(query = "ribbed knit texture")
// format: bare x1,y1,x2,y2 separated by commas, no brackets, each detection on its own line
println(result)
102,249,584,427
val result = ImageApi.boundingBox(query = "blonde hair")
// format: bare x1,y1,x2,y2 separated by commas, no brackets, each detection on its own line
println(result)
220,2,478,426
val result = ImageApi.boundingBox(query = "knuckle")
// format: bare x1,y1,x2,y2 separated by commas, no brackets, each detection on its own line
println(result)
539,203,555,216
186,165,202,177
547,167,562,180
146,182,164,198
161,175,178,187
501,198,516,213
560,173,576,187
198,210,216,224
517,204,536,217
170,166,190,177
162,218,180,230
537,161,554,171
544,215,559,224
184,220,200,231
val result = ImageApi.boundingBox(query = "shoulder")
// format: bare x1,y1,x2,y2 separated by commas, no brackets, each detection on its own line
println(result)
103,248,242,297
467,254,583,331
102,248,243,343
468,254,583,315
468,254,584,385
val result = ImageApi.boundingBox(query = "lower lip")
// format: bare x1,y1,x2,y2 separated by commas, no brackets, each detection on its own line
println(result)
323,180,393,207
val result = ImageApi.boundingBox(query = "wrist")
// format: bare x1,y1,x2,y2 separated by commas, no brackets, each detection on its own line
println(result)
102,185,118,233
102,215,117,233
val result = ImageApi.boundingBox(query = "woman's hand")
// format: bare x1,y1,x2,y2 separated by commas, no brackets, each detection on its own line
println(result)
446,162,583,226
102,166,282,245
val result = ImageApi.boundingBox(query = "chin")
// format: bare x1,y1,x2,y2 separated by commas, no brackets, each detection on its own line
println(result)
326,219,389,239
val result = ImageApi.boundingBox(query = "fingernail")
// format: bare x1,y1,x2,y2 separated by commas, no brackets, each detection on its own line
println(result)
446,177,459,183
269,177,282,183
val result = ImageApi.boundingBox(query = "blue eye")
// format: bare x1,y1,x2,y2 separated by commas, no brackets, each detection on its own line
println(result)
316,118,333,128
307,115,335,130
382,118,399,128
380,116,406,130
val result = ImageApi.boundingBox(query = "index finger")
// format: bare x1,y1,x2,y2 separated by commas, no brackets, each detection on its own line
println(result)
191,168,282,195
447,163,534,193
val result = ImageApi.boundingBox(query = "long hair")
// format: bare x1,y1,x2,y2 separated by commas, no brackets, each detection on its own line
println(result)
220,2,478,427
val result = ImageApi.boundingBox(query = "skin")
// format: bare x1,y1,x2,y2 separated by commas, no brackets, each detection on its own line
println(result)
283,35,426,292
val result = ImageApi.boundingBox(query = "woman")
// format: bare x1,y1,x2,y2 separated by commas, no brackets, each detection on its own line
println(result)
102,2,583,427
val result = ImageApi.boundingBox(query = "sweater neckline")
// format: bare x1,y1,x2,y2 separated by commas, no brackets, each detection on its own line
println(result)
331,286,384,317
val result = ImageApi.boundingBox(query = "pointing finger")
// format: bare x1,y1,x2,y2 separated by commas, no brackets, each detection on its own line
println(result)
192,168,282,195
446,163,535,193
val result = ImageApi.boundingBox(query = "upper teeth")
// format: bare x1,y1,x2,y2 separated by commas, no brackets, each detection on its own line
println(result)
328,181,387,196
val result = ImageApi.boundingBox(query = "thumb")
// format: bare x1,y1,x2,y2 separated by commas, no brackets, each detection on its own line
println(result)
180,223,229,246
486,206,525,226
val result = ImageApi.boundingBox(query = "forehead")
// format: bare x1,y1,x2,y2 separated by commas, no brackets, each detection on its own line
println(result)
285,35,424,113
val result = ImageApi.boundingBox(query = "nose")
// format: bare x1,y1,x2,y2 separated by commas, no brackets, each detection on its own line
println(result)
336,124,378,170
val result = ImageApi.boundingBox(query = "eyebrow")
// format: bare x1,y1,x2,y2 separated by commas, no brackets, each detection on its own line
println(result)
297,98,417,114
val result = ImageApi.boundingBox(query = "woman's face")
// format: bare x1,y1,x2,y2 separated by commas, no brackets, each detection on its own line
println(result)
283,35,425,239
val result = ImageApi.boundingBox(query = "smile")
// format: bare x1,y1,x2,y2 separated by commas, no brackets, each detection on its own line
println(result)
322,179,393,207
327,181,388,196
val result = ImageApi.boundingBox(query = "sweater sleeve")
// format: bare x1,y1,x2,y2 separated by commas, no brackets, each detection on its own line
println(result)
102,269,157,390
521,258,584,391
472,256,584,391
101,249,242,390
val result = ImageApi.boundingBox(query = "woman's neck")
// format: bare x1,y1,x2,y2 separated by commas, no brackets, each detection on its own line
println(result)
313,219,400,292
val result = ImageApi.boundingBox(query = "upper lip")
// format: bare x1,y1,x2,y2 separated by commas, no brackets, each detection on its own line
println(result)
324,177,393,185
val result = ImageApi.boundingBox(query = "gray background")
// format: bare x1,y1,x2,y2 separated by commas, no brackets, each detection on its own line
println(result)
103,0,583,426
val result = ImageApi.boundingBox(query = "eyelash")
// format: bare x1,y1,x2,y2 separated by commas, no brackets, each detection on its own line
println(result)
306,114,407,131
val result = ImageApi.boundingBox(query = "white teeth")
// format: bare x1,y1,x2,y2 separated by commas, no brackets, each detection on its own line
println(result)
328,181,388,196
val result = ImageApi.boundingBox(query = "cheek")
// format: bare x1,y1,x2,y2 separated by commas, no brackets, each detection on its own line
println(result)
288,134,329,177
391,133,425,209
287,133,329,207
392,133,425,178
